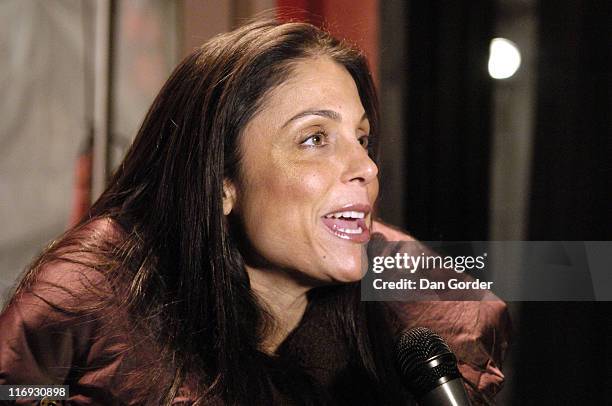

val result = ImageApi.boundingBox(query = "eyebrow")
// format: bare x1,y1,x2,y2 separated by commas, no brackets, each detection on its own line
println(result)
281,109,368,128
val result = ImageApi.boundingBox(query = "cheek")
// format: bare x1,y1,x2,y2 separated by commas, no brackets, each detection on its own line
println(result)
370,177,380,204
244,162,330,234
237,158,338,271
269,148,332,198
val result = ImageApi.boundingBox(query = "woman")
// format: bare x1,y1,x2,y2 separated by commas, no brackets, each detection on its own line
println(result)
0,19,508,405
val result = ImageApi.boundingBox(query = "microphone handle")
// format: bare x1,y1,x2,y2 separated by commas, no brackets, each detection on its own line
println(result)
418,378,472,406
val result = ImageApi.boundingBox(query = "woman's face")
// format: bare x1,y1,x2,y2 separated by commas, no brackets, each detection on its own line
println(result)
230,57,379,285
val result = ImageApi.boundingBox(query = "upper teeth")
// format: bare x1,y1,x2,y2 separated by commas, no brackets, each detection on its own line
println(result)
325,210,365,219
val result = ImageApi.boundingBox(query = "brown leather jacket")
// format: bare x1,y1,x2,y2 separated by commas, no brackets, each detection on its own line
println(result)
0,220,510,405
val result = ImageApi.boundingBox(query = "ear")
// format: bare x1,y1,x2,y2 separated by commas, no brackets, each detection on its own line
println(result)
222,179,237,216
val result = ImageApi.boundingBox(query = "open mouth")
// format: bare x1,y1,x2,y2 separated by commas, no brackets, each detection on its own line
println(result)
322,208,371,243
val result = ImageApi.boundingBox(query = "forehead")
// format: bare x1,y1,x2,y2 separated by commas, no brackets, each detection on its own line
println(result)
256,57,365,124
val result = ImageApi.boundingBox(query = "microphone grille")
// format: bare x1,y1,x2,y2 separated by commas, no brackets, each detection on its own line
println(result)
396,327,462,396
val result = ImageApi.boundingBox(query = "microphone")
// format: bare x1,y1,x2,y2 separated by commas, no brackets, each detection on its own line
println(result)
396,327,472,406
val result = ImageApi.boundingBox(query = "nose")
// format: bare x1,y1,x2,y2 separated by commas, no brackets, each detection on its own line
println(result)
341,139,379,185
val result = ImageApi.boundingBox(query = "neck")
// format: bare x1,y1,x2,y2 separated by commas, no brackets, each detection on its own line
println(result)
246,265,311,354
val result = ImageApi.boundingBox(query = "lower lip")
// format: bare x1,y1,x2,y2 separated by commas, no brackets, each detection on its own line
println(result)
321,217,371,243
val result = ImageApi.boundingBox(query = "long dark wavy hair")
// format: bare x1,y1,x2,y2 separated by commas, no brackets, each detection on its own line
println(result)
8,19,407,405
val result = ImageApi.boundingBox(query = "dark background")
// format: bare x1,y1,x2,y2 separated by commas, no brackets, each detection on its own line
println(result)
378,1,611,404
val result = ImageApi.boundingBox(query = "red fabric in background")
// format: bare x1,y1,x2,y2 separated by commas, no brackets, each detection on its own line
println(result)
68,149,92,228
276,0,379,84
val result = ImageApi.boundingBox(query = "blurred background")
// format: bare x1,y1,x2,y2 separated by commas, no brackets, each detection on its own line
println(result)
1,0,610,404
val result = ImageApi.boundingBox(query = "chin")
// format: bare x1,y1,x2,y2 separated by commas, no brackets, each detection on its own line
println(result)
326,251,368,283
333,271,365,283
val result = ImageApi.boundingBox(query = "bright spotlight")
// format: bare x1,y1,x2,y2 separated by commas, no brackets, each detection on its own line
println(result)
488,38,521,79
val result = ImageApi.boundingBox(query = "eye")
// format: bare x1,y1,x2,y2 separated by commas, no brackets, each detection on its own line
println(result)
301,131,328,147
358,134,370,149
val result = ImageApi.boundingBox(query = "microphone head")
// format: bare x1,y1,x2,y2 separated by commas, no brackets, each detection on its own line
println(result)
395,327,462,397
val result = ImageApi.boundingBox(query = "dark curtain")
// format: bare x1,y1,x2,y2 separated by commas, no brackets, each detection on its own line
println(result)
402,1,495,241
386,0,612,404
515,1,612,405
528,1,612,241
